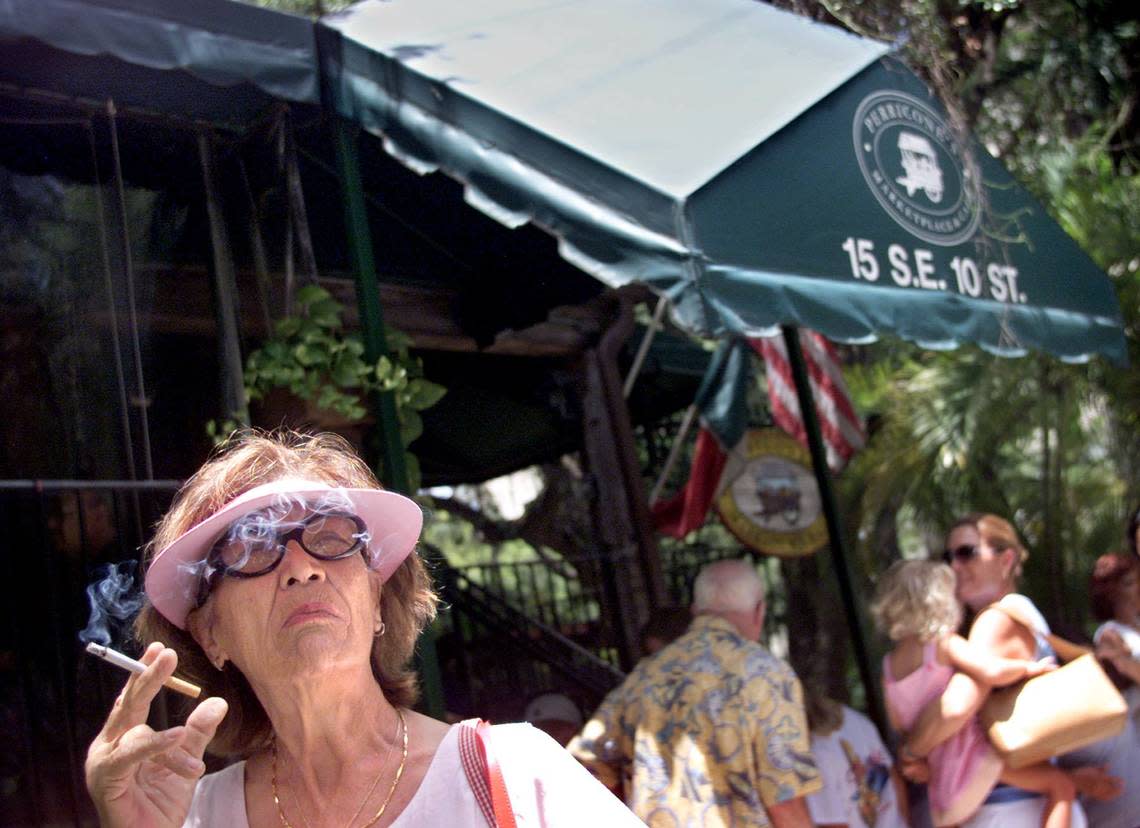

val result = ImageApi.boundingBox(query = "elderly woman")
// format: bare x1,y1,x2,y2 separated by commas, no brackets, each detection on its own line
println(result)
899,513,1127,828
1090,552,1140,720
85,431,641,827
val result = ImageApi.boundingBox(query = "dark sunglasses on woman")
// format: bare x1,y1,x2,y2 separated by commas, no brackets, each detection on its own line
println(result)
942,544,979,565
196,509,368,606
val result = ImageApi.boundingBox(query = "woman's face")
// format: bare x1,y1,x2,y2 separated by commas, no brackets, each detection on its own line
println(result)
1115,568,1140,619
946,524,1014,610
192,507,381,685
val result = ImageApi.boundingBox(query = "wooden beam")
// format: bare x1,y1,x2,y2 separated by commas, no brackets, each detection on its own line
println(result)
107,263,628,358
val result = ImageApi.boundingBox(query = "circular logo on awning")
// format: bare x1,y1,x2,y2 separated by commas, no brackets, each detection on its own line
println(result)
853,90,980,246
715,429,826,557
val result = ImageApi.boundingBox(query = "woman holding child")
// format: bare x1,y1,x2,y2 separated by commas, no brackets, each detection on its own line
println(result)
889,513,1124,828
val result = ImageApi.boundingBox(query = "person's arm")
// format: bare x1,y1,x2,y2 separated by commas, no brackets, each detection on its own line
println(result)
1096,629,1140,684
753,670,821,826
941,632,1055,686
566,692,626,795
767,795,816,828
904,609,1031,759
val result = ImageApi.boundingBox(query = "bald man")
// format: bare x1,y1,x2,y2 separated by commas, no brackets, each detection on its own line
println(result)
570,559,820,827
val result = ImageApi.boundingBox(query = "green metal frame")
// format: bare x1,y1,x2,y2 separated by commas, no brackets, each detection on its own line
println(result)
332,116,445,718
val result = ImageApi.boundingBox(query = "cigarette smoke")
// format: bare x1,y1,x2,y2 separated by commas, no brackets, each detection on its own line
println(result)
80,561,145,646
175,490,378,593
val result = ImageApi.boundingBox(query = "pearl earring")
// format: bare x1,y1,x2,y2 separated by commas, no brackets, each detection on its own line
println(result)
375,621,386,637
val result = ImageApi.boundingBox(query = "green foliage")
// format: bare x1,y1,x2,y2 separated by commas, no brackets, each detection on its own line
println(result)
208,285,446,488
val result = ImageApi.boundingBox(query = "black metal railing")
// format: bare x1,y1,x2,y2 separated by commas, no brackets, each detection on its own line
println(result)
445,555,610,655
433,556,625,722
659,542,744,606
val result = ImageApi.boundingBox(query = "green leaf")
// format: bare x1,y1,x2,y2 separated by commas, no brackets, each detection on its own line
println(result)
332,354,368,388
263,341,289,361
295,284,330,308
293,343,324,367
405,379,447,410
375,355,394,379
400,409,423,444
385,327,413,352
403,452,421,492
274,317,302,338
316,385,341,411
307,298,343,329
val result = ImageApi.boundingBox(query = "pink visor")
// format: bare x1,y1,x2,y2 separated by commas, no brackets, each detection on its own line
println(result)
144,478,424,629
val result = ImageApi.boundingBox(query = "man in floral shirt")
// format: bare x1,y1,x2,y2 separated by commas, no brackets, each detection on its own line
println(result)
569,559,820,827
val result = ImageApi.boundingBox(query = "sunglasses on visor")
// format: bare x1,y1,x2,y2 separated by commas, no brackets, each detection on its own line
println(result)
942,544,979,565
196,509,368,605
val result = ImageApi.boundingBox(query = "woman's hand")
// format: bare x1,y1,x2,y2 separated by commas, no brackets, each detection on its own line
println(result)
896,744,930,783
1095,630,1140,683
1096,629,1128,660
1068,764,1123,802
1022,657,1058,678
85,643,228,828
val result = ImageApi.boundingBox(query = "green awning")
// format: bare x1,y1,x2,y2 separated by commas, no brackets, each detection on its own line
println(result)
319,0,1126,364
0,0,318,128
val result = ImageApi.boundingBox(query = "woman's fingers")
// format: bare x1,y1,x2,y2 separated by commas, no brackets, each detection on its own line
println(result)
97,725,187,778
150,747,206,780
1070,765,1123,801
1026,658,1057,676
100,644,177,741
175,698,229,762
897,756,929,783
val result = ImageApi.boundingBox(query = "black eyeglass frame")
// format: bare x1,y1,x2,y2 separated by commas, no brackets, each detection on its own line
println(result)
195,511,368,607
942,543,979,565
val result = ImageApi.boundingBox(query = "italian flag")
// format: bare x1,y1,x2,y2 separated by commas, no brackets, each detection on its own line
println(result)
650,339,751,538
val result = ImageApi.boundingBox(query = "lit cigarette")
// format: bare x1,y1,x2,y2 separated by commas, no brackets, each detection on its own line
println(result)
85,642,202,698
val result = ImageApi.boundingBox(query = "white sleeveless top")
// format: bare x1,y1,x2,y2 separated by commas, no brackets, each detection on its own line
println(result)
183,722,644,827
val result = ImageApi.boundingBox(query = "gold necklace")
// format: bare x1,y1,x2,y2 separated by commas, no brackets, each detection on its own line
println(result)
285,712,402,828
273,708,408,828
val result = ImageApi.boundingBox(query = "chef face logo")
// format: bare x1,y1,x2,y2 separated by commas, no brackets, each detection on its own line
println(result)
853,90,980,246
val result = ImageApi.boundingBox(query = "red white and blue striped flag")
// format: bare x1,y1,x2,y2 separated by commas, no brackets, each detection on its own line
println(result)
750,331,866,474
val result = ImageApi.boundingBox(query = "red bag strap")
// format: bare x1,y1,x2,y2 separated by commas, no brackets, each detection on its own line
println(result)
457,719,517,828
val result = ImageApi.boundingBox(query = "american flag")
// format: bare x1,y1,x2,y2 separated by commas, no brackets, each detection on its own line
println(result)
750,331,866,473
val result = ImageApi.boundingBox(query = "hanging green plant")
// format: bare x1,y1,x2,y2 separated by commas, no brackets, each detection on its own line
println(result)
206,284,446,489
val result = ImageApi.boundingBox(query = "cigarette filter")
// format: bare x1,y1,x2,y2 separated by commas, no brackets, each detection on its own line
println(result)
85,642,202,698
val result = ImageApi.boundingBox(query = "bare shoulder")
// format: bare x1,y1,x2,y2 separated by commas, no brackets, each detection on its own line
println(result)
970,607,1032,658
405,709,452,757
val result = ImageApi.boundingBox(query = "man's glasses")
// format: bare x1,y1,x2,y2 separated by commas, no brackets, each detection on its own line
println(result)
197,509,368,604
942,544,979,565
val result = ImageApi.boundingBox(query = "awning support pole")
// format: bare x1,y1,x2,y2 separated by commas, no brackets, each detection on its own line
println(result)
780,326,886,733
331,119,409,494
648,402,698,505
622,294,669,398
332,117,444,720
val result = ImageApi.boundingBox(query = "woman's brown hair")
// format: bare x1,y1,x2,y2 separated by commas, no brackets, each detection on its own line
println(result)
1090,552,1138,622
134,429,438,758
